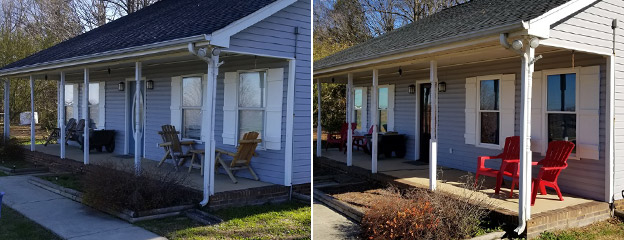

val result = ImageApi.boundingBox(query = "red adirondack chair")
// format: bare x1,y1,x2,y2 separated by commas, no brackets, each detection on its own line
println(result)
475,136,520,188
507,141,575,205
325,123,350,151
352,125,374,153
342,123,357,154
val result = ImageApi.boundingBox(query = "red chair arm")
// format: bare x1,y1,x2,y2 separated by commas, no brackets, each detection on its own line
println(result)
541,166,566,171
477,156,498,169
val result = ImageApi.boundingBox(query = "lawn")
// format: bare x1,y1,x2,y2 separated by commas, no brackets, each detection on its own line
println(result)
0,159,38,169
39,174,84,192
0,204,61,240
537,218,624,240
137,201,311,240
0,171,8,176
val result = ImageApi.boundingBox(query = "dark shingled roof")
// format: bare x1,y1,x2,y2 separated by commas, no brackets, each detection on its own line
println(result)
315,0,571,70
1,0,277,71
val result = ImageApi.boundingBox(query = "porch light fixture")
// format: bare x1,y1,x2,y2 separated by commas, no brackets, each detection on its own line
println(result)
511,39,523,51
146,80,154,90
118,81,125,91
398,67,403,76
408,84,416,94
438,82,446,93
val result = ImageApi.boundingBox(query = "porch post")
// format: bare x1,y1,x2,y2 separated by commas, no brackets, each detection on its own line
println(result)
200,50,220,206
516,39,535,233
30,75,35,151
346,73,353,166
134,62,142,175
284,59,296,186
3,78,9,140
83,68,90,164
429,60,438,191
60,72,66,159
316,79,322,157
371,69,378,174
606,55,615,203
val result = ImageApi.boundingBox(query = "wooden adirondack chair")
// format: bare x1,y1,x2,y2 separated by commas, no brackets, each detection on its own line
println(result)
506,141,575,204
69,119,85,141
215,131,262,183
157,125,195,171
475,136,520,189
325,122,350,151
353,125,374,153
44,118,76,146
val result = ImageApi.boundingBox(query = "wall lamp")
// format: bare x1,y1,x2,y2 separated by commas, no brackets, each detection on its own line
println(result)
118,82,125,91
146,80,154,90
408,84,416,94
438,82,446,93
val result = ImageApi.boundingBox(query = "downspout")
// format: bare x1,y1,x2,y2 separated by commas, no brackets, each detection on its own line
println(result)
610,19,617,209
288,27,299,201
189,42,224,207
500,33,542,235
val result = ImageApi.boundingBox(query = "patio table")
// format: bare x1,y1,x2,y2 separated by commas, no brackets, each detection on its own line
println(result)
364,133,406,158
494,159,539,195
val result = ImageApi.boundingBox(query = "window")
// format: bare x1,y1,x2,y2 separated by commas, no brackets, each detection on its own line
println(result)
478,79,500,145
238,71,266,143
546,73,576,151
378,87,389,132
182,77,202,140
354,88,363,130
64,85,74,123
88,83,100,128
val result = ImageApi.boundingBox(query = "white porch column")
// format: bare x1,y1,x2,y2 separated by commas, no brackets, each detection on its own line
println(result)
134,62,142,175
30,75,35,151
284,59,296,186
516,40,535,233
606,55,615,203
429,60,438,191
3,79,9,140
83,68,90,164
200,49,220,206
346,73,353,166
371,69,378,173
316,79,322,157
60,72,66,159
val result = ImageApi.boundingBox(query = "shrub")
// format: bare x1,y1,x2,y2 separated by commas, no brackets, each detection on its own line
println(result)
82,163,200,212
361,179,491,240
0,137,25,161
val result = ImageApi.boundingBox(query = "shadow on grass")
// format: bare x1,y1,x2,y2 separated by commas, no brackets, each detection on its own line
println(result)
0,204,61,240
136,201,311,240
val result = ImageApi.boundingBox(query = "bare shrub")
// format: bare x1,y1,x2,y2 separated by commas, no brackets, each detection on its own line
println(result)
0,137,25,161
361,175,492,239
82,163,200,212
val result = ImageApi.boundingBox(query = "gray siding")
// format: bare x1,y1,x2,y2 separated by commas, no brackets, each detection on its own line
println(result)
549,0,623,200
229,0,311,185
356,51,606,200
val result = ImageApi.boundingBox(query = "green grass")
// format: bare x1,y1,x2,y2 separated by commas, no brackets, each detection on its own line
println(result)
0,171,8,176
137,201,311,240
0,204,62,240
536,218,624,240
39,174,84,192
0,160,37,169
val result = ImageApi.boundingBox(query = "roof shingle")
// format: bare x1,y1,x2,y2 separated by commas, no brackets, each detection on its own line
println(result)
314,0,571,70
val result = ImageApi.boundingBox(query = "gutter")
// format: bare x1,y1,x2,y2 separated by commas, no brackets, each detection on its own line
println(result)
0,34,211,77
314,22,526,75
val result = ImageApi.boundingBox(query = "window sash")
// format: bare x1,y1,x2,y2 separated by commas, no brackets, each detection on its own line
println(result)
237,71,267,147
477,79,500,146
545,72,577,153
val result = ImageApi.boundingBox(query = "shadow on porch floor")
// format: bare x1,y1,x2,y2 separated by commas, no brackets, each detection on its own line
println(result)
35,144,274,193
319,148,599,216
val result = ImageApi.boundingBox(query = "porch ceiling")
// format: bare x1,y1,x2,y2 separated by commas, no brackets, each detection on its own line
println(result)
317,44,562,84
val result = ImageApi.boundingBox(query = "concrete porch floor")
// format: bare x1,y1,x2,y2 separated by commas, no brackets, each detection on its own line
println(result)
320,148,599,216
35,144,274,193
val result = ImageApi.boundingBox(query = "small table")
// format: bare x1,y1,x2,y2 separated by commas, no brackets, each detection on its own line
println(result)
365,133,407,158
188,149,205,175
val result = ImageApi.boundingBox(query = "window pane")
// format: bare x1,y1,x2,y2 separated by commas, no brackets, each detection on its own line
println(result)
65,85,74,106
547,73,576,112
90,104,99,128
65,106,73,123
355,110,362,130
480,112,499,144
89,83,99,105
548,113,576,146
239,72,265,108
183,77,202,107
378,87,388,109
183,109,202,140
379,110,388,132
480,80,499,110
239,110,263,140
354,89,362,109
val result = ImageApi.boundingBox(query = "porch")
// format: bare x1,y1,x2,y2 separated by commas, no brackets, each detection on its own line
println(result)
36,143,273,193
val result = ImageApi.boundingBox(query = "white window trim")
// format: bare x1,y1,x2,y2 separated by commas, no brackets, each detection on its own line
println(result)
476,74,503,150
541,67,580,159
179,74,205,143
235,69,269,150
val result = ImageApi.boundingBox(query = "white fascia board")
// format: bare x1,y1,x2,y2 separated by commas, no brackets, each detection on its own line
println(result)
0,34,210,77
210,0,296,48
527,0,597,39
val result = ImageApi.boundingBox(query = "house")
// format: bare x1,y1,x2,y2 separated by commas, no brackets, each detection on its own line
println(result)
314,0,621,236
0,0,311,206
